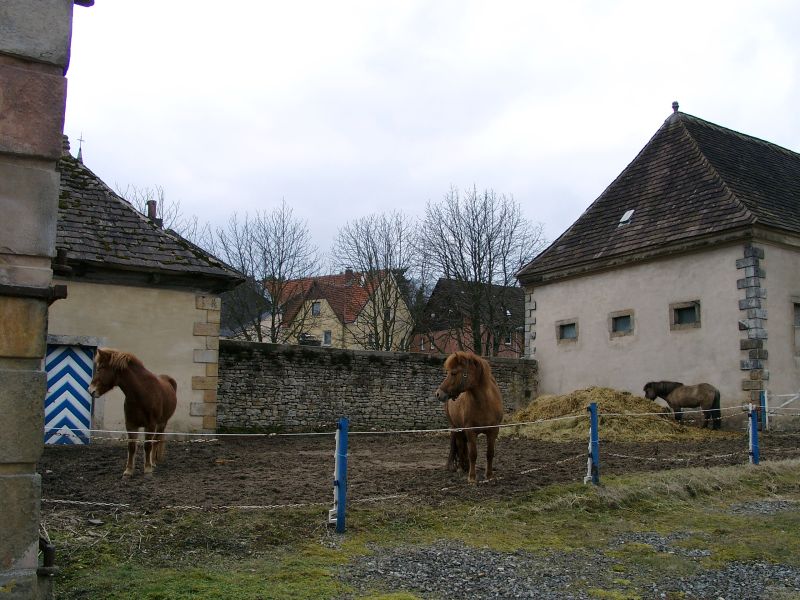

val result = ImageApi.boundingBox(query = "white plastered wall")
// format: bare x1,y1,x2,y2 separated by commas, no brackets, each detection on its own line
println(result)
526,245,746,407
47,279,213,433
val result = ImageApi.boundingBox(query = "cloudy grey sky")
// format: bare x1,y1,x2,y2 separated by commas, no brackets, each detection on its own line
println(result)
64,1,800,257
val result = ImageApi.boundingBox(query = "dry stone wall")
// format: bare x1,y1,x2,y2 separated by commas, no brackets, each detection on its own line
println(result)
218,340,538,432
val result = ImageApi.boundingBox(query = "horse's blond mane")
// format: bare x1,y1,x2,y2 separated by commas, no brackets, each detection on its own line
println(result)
99,348,143,371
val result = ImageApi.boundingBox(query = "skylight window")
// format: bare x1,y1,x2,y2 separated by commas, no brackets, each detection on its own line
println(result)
618,209,634,226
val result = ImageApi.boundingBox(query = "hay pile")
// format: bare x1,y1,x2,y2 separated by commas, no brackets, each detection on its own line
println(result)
505,387,732,442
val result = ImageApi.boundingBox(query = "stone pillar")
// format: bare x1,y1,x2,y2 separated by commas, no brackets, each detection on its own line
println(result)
191,295,222,430
0,2,88,598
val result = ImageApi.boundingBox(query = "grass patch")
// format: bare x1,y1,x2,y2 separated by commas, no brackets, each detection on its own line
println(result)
47,460,800,599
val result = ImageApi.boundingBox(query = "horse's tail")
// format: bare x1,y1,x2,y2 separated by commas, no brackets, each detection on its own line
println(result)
712,389,721,430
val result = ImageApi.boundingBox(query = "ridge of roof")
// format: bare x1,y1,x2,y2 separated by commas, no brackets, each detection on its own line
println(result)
517,109,800,284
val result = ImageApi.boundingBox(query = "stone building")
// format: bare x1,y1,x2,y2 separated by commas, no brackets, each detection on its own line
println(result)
517,105,800,416
46,139,243,436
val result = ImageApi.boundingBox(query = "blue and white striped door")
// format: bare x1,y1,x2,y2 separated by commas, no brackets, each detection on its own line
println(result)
44,345,95,445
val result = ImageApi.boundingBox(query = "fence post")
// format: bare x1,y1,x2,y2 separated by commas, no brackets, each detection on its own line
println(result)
328,417,349,533
583,402,600,485
759,389,768,431
748,404,760,465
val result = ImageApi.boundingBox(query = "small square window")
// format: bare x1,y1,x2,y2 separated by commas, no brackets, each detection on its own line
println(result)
609,310,634,338
311,301,321,316
669,301,700,330
556,319,578,343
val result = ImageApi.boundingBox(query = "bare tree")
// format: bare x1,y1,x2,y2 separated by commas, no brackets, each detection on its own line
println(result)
420,186,546,356
331,211,419,351
116,184,210,243
213,202,319,342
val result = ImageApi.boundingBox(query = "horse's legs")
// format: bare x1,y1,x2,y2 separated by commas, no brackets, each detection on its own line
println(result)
485,428,498,480
465,430,478,483
124,428,138,477
674,407,683,422
446,432,459,472
143,428,156,475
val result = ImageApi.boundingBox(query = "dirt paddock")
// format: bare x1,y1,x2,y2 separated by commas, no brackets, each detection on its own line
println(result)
39,430,800,512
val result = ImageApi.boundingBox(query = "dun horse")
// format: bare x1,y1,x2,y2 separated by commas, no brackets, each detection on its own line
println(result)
435,351,504,483
643,380,721,430
88,348,178,476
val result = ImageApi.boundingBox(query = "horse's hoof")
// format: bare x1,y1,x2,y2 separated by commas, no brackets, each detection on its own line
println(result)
122,471,132,478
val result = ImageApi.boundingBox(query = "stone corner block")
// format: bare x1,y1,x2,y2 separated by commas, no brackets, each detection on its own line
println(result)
0,297,48,358
0,162,59,256
0,62,67,159
0,369,46,462
193,322,220,337
0,0,74,68
193,349,219,364
190,401,216,417
196,295,221,311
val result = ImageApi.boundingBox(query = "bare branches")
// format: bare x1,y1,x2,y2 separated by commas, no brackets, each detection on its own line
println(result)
420,186,546,356
214,201,319,342
332,211,418,351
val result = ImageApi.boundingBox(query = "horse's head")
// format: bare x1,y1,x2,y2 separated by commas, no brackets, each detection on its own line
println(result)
434,351,486,402
643,382,657,401
88,348,126,398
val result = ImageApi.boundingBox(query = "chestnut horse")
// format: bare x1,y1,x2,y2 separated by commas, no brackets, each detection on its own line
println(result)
435,351,504,483
88,348,177,476
643,380,721,430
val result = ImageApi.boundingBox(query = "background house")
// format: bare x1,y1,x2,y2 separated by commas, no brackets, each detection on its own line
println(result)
517,105,800,416
46,138,243,440
279,268,414,350
412,278,525,357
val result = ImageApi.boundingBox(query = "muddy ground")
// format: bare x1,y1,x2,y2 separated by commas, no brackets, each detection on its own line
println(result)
39,430,800,513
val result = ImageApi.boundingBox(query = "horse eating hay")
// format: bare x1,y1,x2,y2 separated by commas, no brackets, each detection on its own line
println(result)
88,348,178,476
643,380,721,430
435,351,504,483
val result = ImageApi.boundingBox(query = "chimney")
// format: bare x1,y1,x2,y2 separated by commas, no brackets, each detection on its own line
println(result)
344,268,354,286
146,200,163,228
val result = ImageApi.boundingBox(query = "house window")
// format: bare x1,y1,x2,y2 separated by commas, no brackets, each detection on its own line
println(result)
311,301,321,316
609,310,634,338
556,319,578,343
504,331,512,345
793,301,800,356
670,301,700,330
323,330,332,346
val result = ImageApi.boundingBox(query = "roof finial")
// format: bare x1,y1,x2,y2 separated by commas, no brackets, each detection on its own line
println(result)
77,132,85,163
672,101,679,113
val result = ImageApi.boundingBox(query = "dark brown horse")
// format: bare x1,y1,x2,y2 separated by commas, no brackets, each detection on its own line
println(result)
643,380,721,430
435,351,504,483
88,348,177,476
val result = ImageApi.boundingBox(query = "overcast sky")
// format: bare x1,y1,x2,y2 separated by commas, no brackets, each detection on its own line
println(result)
64,1,800,261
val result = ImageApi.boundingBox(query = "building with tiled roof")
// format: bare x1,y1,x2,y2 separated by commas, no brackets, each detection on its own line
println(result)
279,268,414,350
411,278,525,357
517,106,800,421
46,138,244,436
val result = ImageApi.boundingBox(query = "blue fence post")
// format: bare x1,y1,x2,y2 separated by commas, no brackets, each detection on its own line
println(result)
583,402,600,485
759,390,768,431
748,404,760,465
328,417,349,533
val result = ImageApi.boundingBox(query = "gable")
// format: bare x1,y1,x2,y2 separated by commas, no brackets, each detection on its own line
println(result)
517,111,800,285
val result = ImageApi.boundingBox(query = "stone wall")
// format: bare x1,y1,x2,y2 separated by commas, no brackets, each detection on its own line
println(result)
218,340,538,431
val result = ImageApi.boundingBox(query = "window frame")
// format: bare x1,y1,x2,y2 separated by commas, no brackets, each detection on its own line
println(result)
555,318,579,343
608,310,634,338
311,301,321,317
669,300,701,331
322,330,332,346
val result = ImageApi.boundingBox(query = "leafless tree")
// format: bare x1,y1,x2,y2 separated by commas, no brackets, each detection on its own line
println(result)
117,184,211,243
331,211,420,351
420,186,546,356
213,202,319,343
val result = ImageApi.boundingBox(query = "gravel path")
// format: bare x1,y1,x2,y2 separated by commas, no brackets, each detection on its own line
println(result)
339,501,800,599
